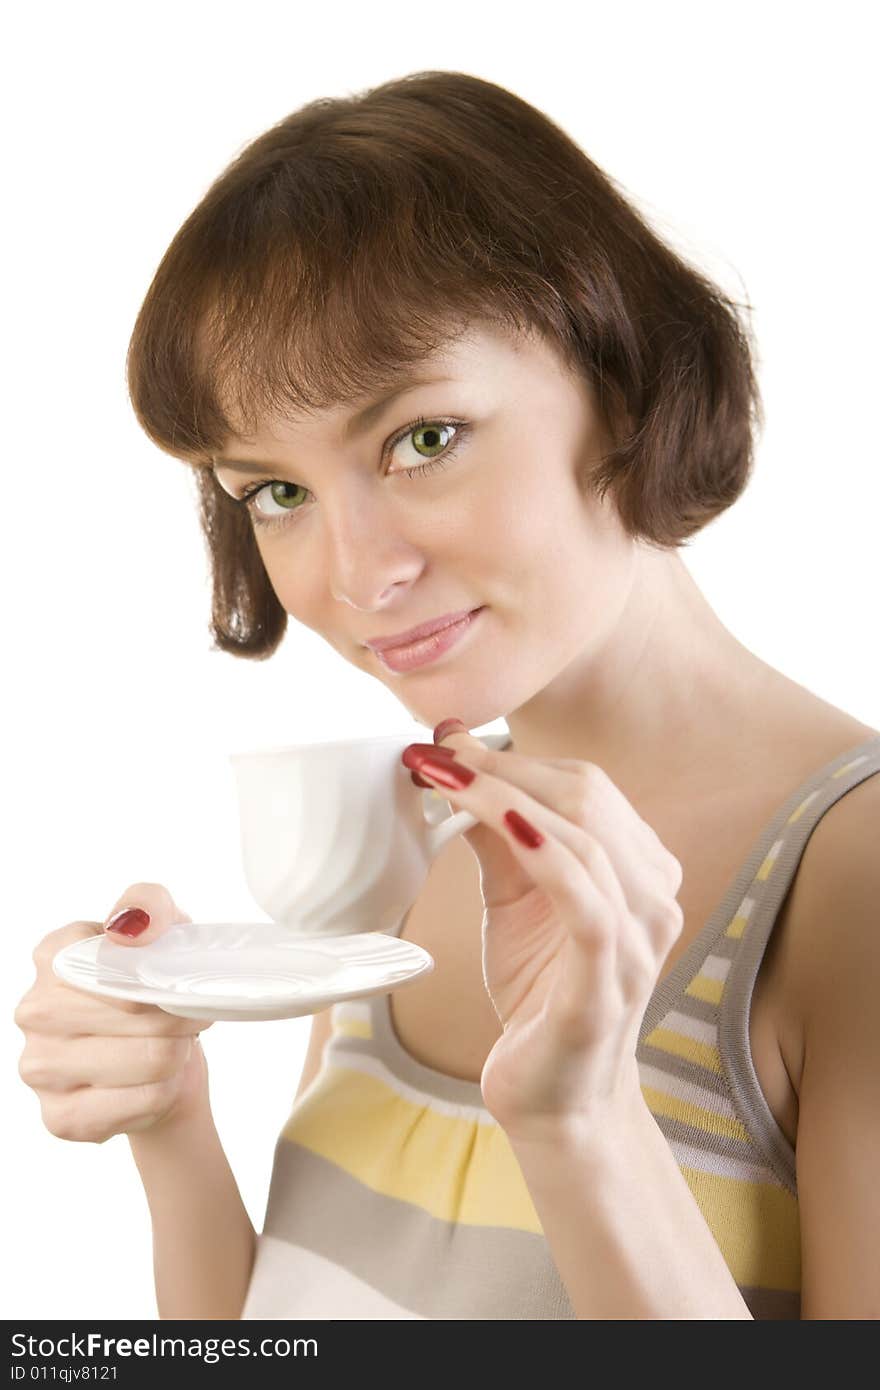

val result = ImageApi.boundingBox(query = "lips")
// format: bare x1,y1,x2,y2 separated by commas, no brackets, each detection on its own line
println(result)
364,608,480,653
370,608,484,673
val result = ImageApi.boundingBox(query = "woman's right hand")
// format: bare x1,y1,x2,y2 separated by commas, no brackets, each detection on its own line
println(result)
14,884,214,1144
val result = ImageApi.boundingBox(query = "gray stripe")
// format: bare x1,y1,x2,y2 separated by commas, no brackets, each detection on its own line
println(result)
335,1027,754,1159
261,1141,797,1319
649,990,725,1029
706,932,741,962
636,1042,733,1101
741,1285,800,1320
263,1138,577,1319
649,1110,766,1168
327,1026,492,1109
362,985,723,1106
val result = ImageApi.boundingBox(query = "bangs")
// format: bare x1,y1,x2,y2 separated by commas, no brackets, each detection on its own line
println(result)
126,101,583,465
194,268,540,452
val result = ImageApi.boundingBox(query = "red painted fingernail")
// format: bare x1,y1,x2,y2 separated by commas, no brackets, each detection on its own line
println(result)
105,907,151,938
503,809,544,848
415,755,475,790
433,718,467,744
411,769,435,789
402,742,458,771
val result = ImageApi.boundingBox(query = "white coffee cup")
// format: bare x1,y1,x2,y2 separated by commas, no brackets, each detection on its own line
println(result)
229,731,509,936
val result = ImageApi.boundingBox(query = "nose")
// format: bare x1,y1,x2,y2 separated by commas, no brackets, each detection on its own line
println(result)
324,489,424,611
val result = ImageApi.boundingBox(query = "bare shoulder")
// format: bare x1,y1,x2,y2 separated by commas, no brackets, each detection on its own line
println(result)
778,753,880,1316
783,758,880,1026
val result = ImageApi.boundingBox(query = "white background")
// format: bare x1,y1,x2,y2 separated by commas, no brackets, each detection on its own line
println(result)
4,0,877,1320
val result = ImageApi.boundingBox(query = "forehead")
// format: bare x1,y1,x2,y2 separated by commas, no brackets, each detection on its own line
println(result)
221,319,565,452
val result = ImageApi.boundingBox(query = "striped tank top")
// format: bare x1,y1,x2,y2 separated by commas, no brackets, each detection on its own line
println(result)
241,731,880,1321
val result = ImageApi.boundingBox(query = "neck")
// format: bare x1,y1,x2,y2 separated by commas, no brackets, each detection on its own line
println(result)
504,546,783,805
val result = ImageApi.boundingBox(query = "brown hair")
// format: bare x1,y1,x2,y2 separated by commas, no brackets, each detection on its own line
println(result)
126,70,763,661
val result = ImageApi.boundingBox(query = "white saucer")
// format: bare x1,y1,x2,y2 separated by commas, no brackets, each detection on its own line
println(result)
52,921,434,1022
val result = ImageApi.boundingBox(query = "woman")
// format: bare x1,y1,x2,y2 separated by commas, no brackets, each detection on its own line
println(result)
16,70,880,1320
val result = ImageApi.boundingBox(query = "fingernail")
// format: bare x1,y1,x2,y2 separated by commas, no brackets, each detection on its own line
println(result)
433,718,467,743
105,907,151,938
414,755,475,790
503,809,544,848
402,742,458,771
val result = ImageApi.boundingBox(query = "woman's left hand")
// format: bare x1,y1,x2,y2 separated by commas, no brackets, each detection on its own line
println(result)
401,721,685,1143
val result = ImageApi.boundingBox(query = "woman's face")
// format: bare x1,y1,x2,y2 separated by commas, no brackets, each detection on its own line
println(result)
213,323,640,730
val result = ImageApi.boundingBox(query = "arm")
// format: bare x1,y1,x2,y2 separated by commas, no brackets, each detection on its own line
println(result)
128,1101,257,1321
509,1091,753,1320
779,775,880,1319
127,1007,333,1320
419,727,753,1316
510,774,880,1320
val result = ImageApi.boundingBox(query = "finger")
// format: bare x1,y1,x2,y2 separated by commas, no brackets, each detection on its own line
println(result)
102,882,193,947
427,727,679,902
421,758,626,959
39,1079,184,1143
409,742,671,920
431,725,650,839
413,751,630,917
14,984,209,1038
405,739,597,810
19,1033,195,1092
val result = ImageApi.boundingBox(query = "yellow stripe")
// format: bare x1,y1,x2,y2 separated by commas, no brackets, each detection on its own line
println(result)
679,1164,801,1290
755,847,779,882
332,1016,373,1040
644,1026,723,1075
832,758,861,779
726,912,748,940
279,1063,800,1293
641,1084,752,1144
685,974,724,1006
282,1064,543,1231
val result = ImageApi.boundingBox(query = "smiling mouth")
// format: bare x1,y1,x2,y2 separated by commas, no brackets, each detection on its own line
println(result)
369,608,485,673
364,608,480,653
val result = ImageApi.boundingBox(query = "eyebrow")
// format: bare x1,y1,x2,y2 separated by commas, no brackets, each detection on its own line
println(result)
212,375,454,476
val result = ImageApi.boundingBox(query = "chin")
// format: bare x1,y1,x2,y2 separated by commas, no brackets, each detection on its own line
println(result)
406,699,504,734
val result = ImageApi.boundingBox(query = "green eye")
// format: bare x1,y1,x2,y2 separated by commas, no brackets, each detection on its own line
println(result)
240,415,472,532
410,421,453,457
265,481,306,510
237,478,310,527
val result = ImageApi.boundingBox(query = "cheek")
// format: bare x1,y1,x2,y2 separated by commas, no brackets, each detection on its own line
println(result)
485,477,591,570
479,487,558,551
255,539,315,617
501,485,630,626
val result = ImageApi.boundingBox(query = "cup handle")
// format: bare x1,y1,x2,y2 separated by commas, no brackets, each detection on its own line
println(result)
419,729,510,852
426,805,479,854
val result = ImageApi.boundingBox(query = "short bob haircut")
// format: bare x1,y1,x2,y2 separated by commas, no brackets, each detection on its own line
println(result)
126,69,763,662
